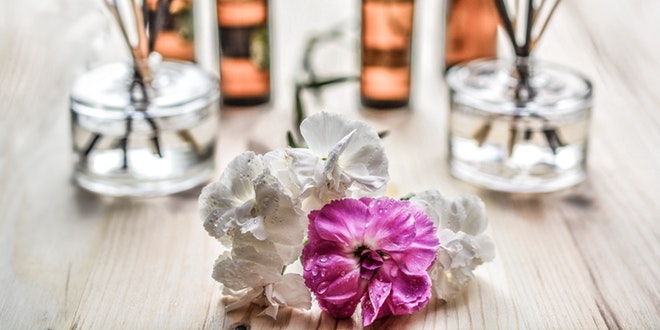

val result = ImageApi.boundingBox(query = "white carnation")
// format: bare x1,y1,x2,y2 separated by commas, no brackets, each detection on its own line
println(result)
267,112,389,210
199,151,306,257
213,242,312,319
411,190,495,300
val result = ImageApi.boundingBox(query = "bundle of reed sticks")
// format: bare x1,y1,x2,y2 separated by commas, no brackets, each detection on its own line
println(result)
493,0,561,102
494,0,561,58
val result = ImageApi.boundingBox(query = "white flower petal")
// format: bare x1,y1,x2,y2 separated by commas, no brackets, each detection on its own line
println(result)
277,148,319,199
410,190,461,231
300,112,356,156
271,274,312,310
323,129,356,173
239,216,267,240
454,195,488,236
225,287,264,312
263,148,304,197
199,152,267,239
474,234,496,264
412,190,495,300
294,112,389,206
253,173,306,246
411,190,490,235
220,151,268,201
199,151,306,249
260,284,280,318
212,245,284,291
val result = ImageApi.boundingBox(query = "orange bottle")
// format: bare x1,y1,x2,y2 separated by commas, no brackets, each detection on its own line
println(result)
360,0,414,109
444,0,498,70
217,0,270,106
153,0,196,62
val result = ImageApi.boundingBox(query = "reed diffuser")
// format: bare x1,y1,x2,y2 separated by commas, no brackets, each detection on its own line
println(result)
445,0,593,193
70,0,219,197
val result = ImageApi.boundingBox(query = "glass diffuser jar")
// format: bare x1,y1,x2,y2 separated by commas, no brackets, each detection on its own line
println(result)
70,61,219,197
446,58,593,193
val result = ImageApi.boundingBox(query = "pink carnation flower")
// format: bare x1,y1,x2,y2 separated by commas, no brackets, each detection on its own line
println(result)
302,197,439,327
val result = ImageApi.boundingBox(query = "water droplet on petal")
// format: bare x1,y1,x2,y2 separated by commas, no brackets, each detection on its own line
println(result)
320,269,327,277
389,268,398,277
312,267,319,276
317,281,329,294
319,255,328,263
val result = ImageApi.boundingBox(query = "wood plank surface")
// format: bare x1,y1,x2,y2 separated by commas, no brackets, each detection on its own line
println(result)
1,0,659,329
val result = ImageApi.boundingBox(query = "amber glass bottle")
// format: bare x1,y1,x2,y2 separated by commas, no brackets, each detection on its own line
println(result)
360,0,414,109
217,0,270,106
444,0,498,70
153,0,196,62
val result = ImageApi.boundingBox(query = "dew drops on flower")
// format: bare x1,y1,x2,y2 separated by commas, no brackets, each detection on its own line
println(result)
302,197,440,327
198,112,495,325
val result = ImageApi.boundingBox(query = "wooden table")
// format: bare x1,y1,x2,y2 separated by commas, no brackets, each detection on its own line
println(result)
1,0,658,328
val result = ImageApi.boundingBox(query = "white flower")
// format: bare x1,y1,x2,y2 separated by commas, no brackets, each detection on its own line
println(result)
410,190,495,300
267,112,389,210
213,242,312,319
199,151,306,257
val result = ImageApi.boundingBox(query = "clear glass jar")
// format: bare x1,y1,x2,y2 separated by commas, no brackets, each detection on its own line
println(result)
70,60,219,197
446,58,593,193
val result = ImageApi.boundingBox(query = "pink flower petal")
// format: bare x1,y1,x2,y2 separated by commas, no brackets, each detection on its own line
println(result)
384,262,433,315
311,199,370,248
361,198,417,252
302,240,363,318
361,276,392,326
315,268,364,318
388,206,439,275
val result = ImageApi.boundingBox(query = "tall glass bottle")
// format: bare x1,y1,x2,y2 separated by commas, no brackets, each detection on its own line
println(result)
153,0,195,62
444,0,498,71
152,0,219,75
360,0,414,109
217,0,270,106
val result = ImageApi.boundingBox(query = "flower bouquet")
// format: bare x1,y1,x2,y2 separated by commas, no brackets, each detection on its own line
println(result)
198,112,494,327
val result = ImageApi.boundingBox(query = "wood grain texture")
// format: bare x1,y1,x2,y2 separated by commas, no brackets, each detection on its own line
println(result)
1,0,659,329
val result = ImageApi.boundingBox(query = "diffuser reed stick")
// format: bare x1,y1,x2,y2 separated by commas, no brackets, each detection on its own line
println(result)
471,0,563,155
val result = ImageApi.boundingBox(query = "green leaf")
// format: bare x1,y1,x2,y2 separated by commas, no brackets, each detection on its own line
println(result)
400,193,416,200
